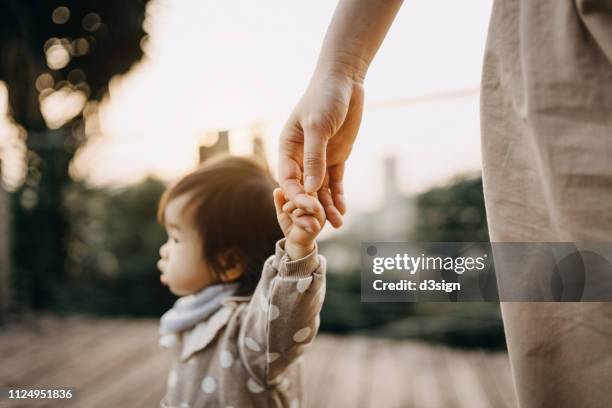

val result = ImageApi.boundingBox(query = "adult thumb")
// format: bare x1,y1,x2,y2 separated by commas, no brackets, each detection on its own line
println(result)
303,128,328,193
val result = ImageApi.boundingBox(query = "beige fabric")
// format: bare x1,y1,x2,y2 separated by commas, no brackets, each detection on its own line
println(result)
481,1,612,407
159,239,326,408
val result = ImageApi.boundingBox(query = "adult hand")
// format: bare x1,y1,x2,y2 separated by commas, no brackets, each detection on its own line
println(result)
278,70,364,229
273,188,326,260
277,0,402,229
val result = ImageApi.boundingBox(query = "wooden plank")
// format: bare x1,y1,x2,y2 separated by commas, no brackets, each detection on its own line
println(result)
62,340,169,408
0,317,516,408
0,315,75,359
364,338,408,408
466,350,514,408
131,350,173,408
0,318,130,385
304,335,349,408
482,352,516,408
441,348,492,408
396,341,451,408
304,335,341,403
0,318,167,408
313,336,372,408
44,320,159,389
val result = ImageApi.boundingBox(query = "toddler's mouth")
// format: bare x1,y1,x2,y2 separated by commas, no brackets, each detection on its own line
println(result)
157,259,168,285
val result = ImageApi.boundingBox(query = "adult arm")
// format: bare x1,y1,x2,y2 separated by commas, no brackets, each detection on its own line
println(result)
278,0,404,228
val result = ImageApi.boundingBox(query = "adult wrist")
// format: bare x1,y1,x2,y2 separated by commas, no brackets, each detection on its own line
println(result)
314,50,369,84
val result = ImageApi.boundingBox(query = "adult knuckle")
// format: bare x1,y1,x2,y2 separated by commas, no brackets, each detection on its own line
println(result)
303,113,333,135
303,151,323,167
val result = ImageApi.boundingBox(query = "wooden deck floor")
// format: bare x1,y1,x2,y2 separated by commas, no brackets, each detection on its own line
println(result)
0,316,516,408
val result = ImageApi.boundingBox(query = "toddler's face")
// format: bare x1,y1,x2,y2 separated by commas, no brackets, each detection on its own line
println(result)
157,194,213,296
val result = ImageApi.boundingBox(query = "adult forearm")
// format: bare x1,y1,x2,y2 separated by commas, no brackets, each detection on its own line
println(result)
315,0,404,82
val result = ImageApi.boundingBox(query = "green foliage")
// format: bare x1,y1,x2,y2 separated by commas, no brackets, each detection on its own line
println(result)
320,174,506,350
413,175,490,242
10,171,505,349
408,175,504,349
2,0,149,312
52,177,175,316
320,272,414,334
320,273,505,350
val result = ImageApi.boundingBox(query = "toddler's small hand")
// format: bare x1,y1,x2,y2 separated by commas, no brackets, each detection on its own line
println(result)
273,188,326,260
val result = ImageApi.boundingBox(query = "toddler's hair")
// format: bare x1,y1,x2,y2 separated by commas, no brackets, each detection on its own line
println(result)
157,154,283,295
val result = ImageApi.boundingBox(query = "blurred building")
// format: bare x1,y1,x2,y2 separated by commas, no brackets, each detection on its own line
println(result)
321,155,415,272
199,130,230,163
250,132,268,170
198,129,268,166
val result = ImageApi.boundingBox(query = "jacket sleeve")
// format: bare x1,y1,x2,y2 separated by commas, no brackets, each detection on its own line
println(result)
237,238,326,386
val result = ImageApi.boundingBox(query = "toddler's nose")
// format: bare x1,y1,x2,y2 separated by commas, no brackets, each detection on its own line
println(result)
159,243,168,258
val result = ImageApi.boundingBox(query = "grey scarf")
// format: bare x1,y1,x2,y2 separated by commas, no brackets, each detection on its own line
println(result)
159,283,239,336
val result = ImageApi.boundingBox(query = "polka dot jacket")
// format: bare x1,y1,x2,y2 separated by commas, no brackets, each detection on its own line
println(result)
160,238,326,408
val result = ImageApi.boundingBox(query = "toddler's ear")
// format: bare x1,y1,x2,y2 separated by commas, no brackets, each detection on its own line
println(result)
217,250,244,282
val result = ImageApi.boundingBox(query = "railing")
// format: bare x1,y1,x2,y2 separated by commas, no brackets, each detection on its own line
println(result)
0,157,11,324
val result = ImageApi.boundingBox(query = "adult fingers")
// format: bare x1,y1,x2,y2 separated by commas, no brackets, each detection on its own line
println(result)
302,123,328,193
328,163,346,215
317,174,342,228
278,121,305,199
311,192,328,230
278,125,321,212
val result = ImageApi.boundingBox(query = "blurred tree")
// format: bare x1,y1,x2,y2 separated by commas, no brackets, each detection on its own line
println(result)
413,175,490,242
0,0,149,309
58,177,175,316
411,176,504,349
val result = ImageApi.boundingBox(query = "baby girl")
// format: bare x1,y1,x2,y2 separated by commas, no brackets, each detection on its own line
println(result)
156,154,326,408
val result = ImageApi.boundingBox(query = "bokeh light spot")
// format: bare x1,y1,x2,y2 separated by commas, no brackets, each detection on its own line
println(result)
51,6,70,24
82,13,101,32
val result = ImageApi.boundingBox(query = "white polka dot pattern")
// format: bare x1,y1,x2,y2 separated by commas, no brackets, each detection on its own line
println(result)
167,370,178,388
267,352,280,363
293,327,311,343
201,376,216,394
279,377,290,391
259,294,268,312
269,304,280,320
247,378,264,393
296,277,313,293
220,350,234,368
245,337,261,352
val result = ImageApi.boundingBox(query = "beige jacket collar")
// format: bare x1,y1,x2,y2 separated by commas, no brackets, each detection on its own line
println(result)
179,295,251,361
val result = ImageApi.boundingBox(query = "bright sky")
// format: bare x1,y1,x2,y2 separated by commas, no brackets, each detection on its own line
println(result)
2,0,494,217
